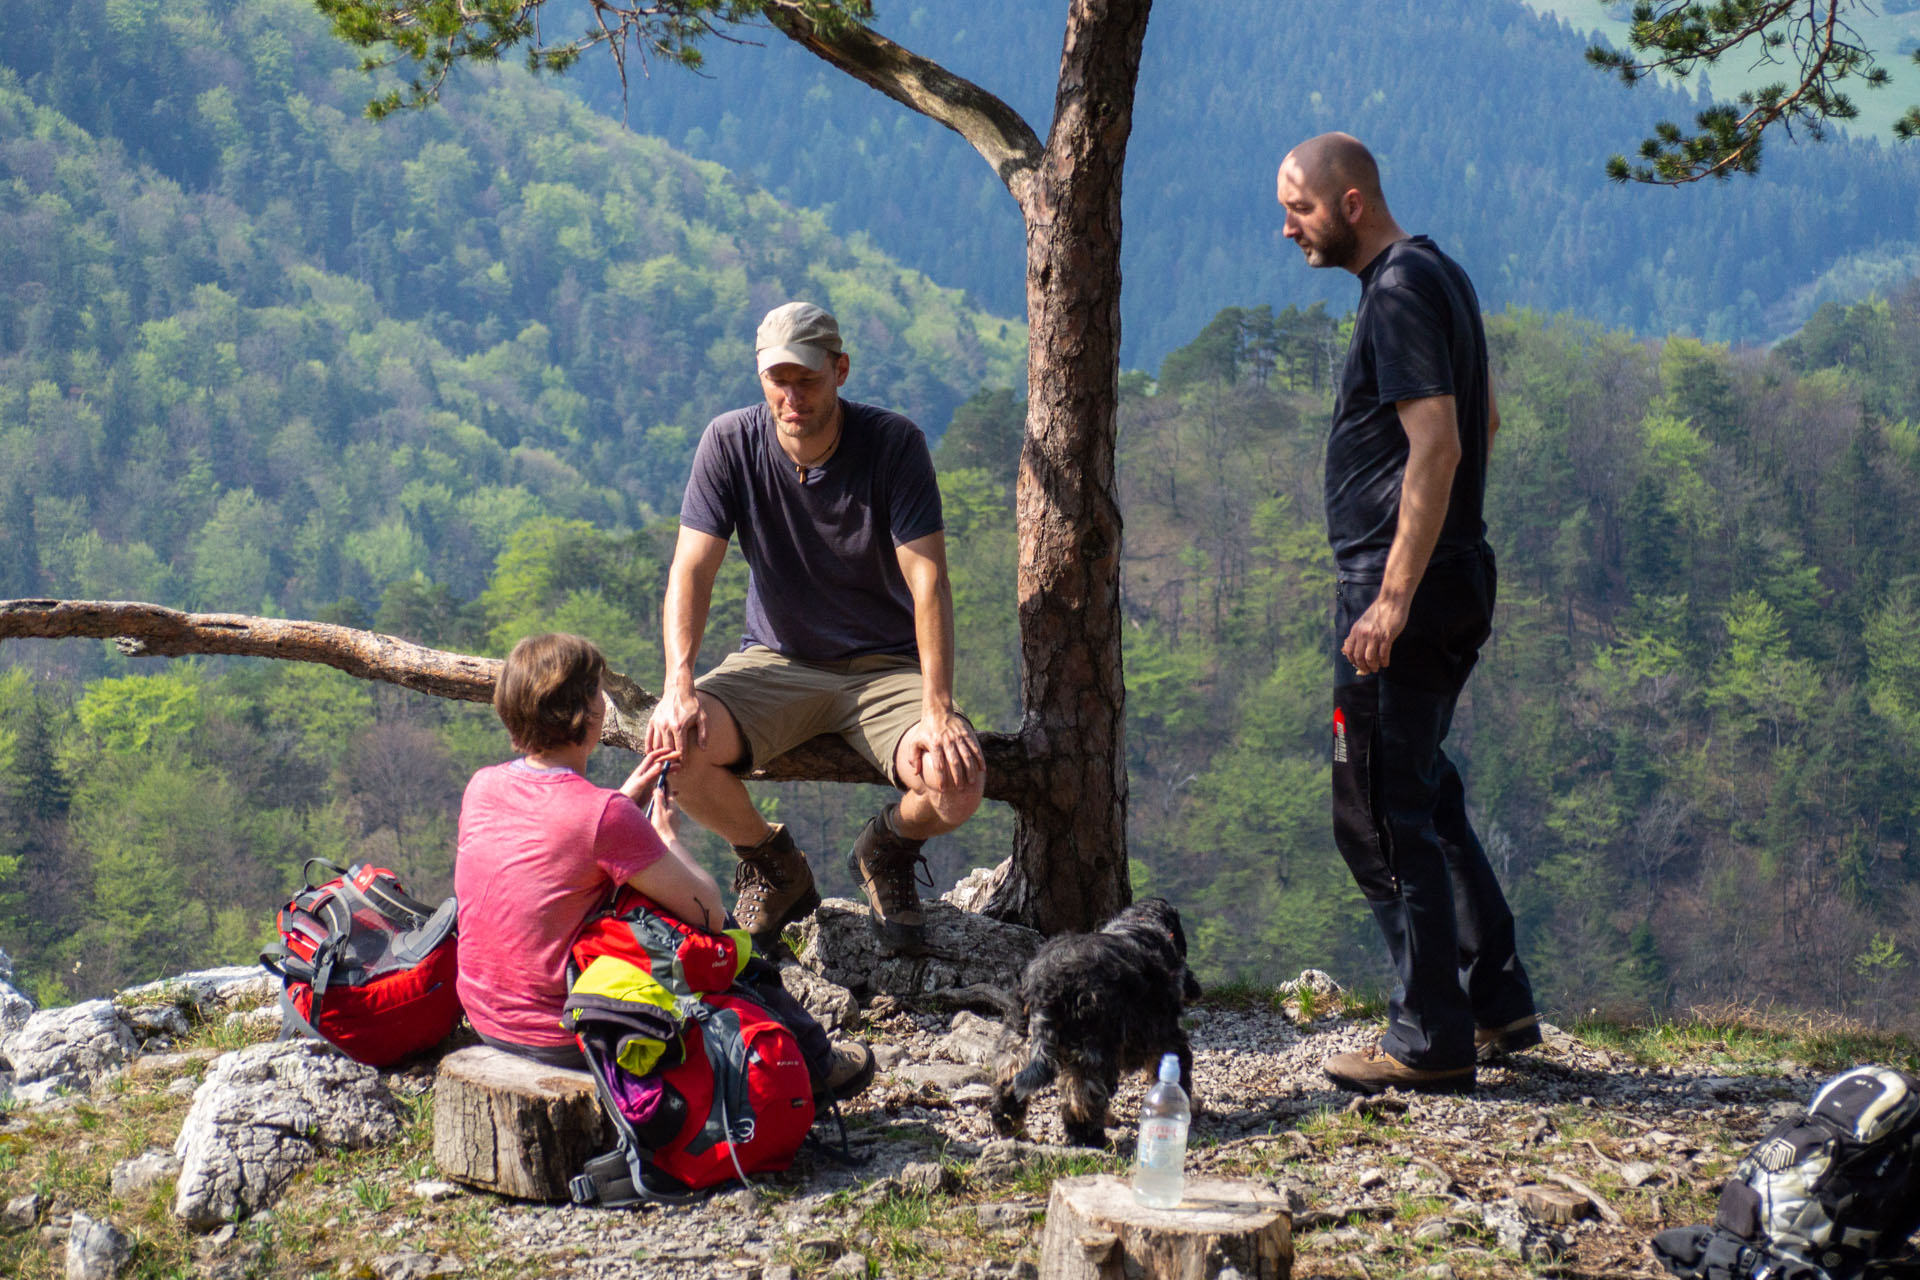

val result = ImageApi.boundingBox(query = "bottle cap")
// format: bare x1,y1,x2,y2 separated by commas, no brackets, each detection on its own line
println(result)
1158,1053,1180,1083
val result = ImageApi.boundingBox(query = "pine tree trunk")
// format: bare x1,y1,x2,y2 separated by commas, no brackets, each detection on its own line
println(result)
985,0,1151,934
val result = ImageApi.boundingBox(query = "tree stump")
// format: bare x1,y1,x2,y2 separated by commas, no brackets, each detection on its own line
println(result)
431,1047,610,1201
1038,1175,1293,1280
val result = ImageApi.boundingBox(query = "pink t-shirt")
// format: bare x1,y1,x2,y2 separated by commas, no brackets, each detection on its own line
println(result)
455,761,666,1047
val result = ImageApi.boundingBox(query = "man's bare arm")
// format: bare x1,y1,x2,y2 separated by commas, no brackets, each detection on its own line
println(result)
648,526,730,754
1341,393,1461,675
894,531,983,788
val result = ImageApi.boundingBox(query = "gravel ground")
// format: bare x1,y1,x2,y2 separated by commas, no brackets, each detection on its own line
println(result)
339,999,1816,1280
4,990,1843,1280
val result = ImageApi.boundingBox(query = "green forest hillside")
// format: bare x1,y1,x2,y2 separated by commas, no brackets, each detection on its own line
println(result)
1,0,1917,1039
0,0,1020,619
575,0,1920,363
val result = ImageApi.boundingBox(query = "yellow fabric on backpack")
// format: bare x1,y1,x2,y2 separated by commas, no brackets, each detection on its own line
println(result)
571,954,680,1076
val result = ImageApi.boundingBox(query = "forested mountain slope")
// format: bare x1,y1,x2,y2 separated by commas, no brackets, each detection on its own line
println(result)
0,0,1021,617
575,0,1920,362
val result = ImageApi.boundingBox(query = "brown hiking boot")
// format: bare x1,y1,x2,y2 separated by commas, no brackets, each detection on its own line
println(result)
1323,1044,1475,1096
730,824,821,950
813,1040,876,1105
1475,1014,1544,1063
847,808,931,956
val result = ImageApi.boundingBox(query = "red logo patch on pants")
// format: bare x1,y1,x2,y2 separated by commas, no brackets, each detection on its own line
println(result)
1332,707,1349,764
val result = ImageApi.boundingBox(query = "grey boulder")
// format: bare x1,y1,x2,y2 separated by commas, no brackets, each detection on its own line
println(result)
8,1000,137,1087
65,1212,131,1280
791,898,1040,1000
173,1040,402,1228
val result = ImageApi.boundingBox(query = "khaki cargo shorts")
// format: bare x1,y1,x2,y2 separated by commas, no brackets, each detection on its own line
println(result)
697,645,939,786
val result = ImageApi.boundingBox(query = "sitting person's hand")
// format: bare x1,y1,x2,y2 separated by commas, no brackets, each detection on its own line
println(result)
619,744,681,810
647,776,681,847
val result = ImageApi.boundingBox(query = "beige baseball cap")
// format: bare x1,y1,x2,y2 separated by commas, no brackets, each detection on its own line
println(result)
755,301,843,373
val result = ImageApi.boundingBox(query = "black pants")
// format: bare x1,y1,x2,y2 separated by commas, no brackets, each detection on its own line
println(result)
1331,546,1534,1071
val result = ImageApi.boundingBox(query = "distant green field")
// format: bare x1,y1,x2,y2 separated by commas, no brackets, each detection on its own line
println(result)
1525,0,1920,141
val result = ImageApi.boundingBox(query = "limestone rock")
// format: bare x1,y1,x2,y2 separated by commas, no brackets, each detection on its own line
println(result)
0,977,33,1058
940,1010,1004,1067
173,1040,402,1228
65,1212,131,1280
371,1250,464,1280
776,962,861,1032
118,1004,191,1045
972,1138,1081,1181
895,1061,986,1093
0,947,13,982
899,1161,952,1194
942,861,1009,913
9,1001,137,1087
2,1191,42,1231
111,1149,182,1199
119,967,276,1015
1280,970,1342,998
791,898,1040,1000
13,1076,83,1106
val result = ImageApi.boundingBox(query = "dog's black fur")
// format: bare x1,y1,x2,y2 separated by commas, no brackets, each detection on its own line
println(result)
988,896,1203,1148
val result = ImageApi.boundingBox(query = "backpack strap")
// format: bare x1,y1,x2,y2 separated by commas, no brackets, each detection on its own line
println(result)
568,1040,704,1208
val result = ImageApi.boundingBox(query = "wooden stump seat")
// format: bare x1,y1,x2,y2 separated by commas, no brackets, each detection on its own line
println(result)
431,1046,610,1201
1037,1174,1293,1280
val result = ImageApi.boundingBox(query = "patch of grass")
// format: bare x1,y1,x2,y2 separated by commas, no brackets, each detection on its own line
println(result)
1570,1003,1920,1073
350,1176,392,1213
1002,1150,1116,1198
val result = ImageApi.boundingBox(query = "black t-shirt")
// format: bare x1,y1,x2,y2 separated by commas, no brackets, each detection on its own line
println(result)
679,400,943,661
1325,235,1490,577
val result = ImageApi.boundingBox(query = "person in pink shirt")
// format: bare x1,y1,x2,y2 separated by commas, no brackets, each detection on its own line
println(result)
456,632,873,1102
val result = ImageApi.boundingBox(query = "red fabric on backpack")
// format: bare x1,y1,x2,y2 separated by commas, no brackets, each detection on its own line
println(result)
264,861,462,1068
643,993,815,1188
566,890,815,1191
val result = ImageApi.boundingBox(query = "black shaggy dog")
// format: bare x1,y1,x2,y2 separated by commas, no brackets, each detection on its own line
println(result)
989,896,1202,1148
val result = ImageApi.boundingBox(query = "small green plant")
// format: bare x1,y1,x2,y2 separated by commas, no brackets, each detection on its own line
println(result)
1006,1150,1114,1198
351,1176,393,1212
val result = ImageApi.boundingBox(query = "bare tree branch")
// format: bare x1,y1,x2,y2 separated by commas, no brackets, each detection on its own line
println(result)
759,0,1044,206
0,598,1033,801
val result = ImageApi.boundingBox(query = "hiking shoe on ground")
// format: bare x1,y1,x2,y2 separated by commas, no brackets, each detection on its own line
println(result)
847,808,932,956
814,1040,876,1105
1323,1044,1475,1095
730,824,821,951
1475,1014,1544,1063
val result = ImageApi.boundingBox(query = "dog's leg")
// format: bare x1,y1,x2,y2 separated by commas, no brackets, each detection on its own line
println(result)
1061,1055,1116,1149
990,1047,1055,1138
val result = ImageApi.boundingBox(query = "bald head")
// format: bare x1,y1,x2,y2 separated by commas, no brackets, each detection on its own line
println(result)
1282,132,1384,207
1277,132,1401,274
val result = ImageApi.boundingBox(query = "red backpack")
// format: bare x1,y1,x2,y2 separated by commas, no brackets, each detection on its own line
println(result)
260,859,462,1067
563,888,815,1205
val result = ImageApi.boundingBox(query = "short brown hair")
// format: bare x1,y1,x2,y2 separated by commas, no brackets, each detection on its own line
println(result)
493,633,606,754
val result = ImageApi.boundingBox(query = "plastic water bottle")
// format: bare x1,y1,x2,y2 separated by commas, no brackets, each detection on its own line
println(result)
1131,1053,1189,1208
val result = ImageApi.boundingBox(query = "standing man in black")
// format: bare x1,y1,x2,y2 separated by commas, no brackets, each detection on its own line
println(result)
1277,133,1538,1094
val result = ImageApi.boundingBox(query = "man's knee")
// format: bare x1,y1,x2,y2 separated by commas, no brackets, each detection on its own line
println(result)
682,690,747,773
909,767,984,827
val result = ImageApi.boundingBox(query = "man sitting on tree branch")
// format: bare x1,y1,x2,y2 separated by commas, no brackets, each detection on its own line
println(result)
647,302,985,957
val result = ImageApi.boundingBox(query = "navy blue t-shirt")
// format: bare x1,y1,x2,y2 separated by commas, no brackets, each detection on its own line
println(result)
1325,236,1490,577
679,400,943,661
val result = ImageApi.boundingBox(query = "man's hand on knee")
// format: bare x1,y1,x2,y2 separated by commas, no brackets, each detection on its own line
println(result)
647,678,708,756
898,709,985,799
